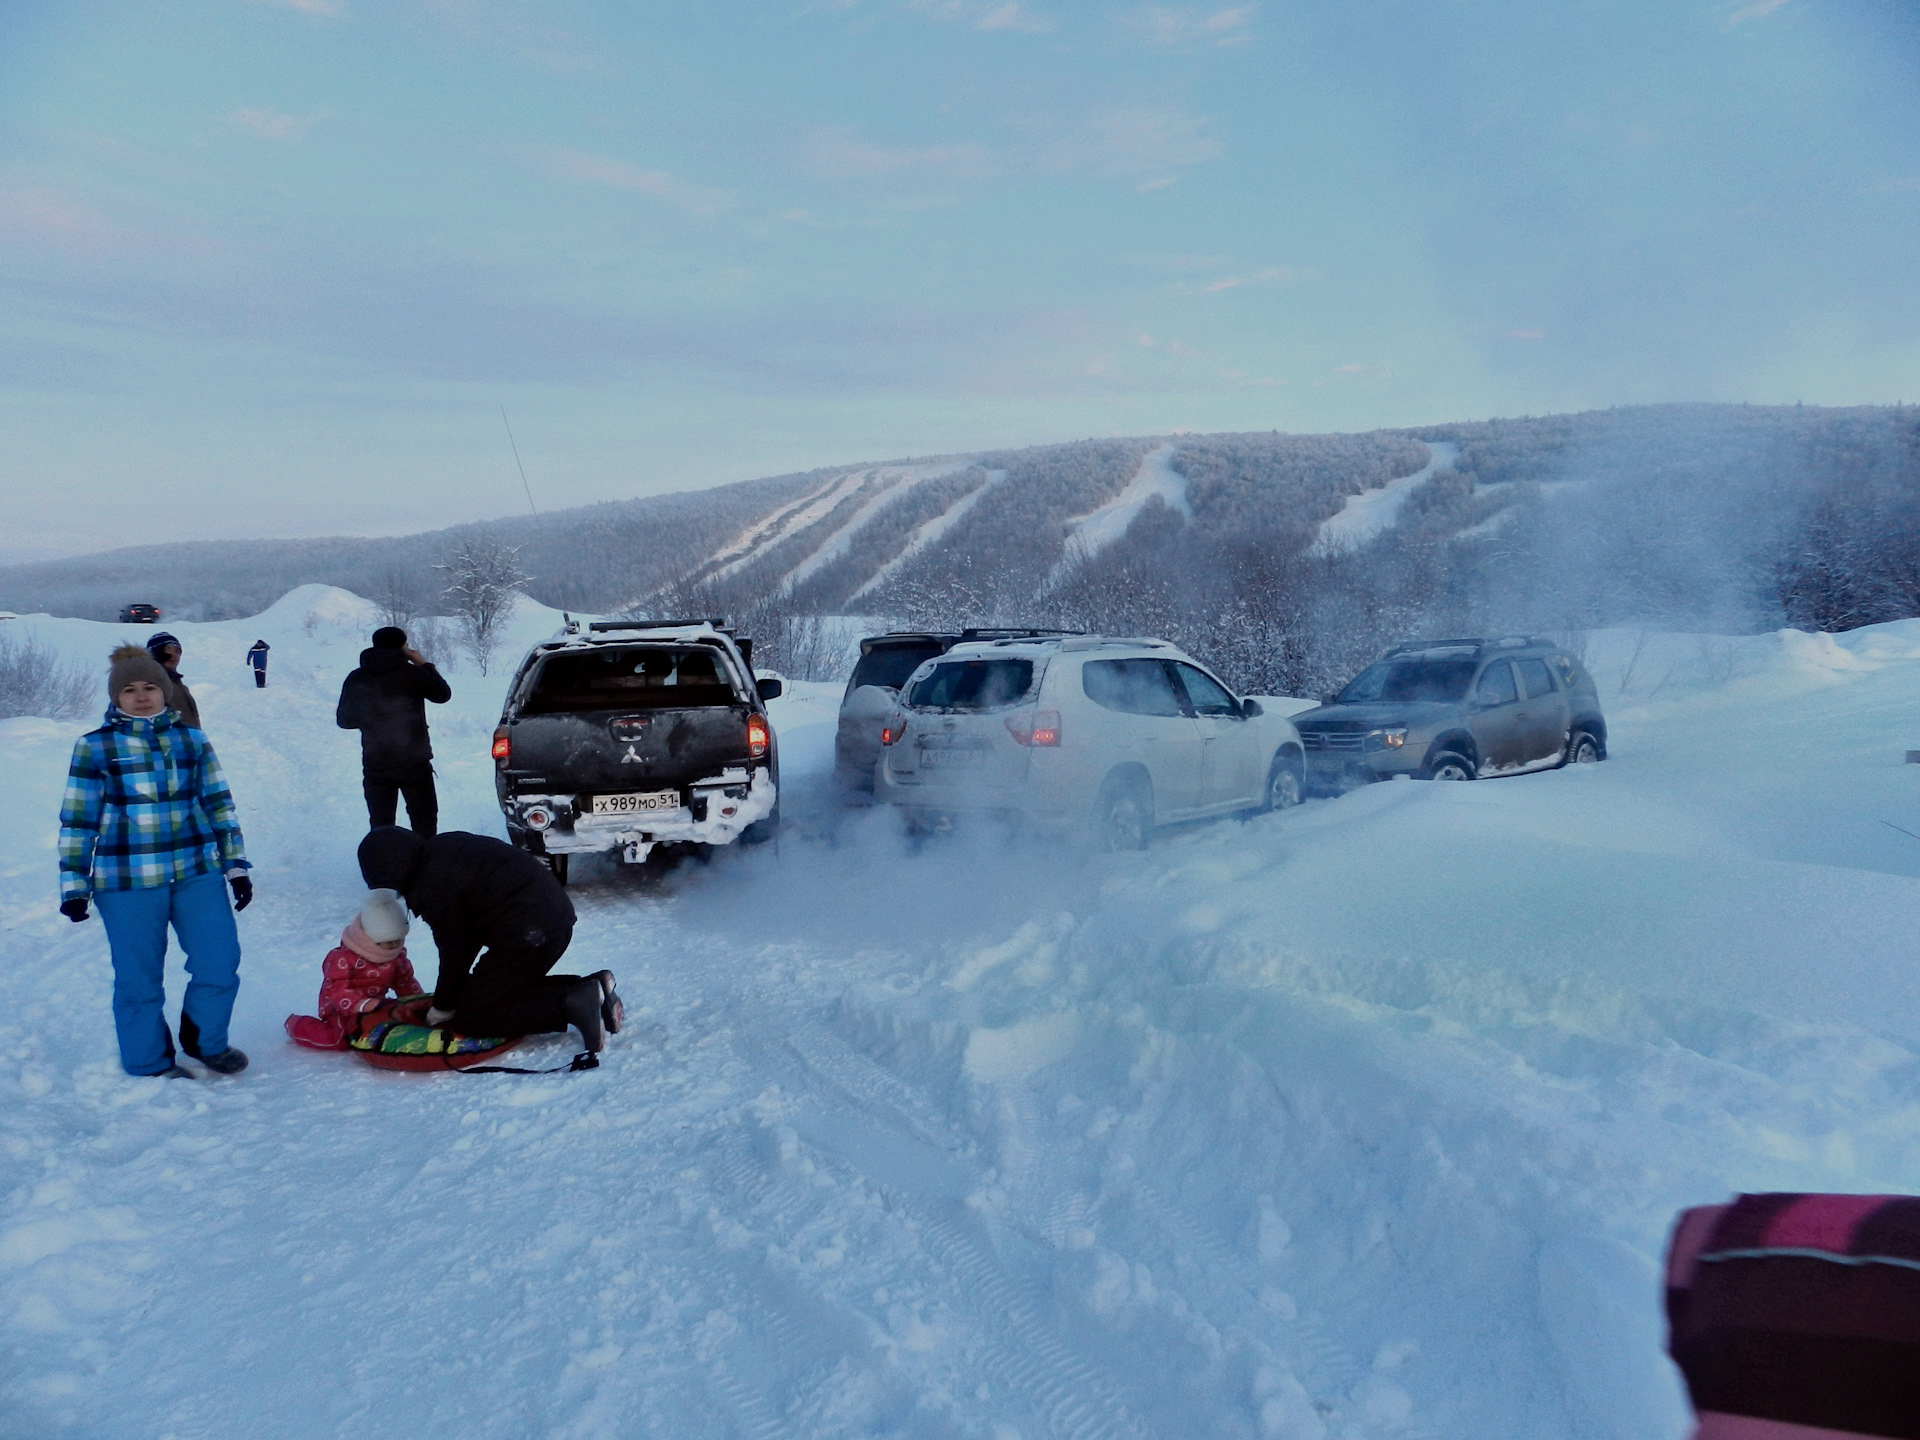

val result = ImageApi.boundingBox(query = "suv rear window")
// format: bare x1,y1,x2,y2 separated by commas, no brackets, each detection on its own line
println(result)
905,659,1034,712
1338,658,1476,704
521,646,740,715
849,641,946,693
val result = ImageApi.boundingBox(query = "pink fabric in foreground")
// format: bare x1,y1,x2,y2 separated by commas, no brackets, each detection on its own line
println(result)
1695,1413,1885,1440
1667,1204,1729,1289
1761,1193,1900,1254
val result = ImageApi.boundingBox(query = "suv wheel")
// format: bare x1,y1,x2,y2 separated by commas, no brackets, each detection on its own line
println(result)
1564,730,1602,765
1093,774,1152,852
1424,751,1475,781
1263,753,1304,812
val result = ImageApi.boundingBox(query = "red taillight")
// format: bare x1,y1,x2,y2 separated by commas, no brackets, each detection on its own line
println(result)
747,714,770,759
491,726,510,765
881,712,907,746
1007,709,1061,747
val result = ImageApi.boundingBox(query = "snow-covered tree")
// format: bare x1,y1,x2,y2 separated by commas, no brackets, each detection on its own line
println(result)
439,540,529,676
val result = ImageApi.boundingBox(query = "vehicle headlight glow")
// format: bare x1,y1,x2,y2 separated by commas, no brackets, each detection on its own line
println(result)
1373,728,1408,749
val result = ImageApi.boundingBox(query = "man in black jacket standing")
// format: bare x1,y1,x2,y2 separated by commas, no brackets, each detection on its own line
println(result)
336,627,453,836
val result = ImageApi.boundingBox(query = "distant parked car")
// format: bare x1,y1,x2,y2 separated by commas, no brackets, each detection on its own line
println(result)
491,617,783,881
873,635,1304,849
1293,636,1605,792
836,628,1079,791
118,603,162,624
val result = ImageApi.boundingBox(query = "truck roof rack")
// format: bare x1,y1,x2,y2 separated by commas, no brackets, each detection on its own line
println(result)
589,617,730,633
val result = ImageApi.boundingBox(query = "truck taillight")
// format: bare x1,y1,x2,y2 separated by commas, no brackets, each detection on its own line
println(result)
881,711,907,746
491,727,510,766
1007,709,1061,747
747,713,770,759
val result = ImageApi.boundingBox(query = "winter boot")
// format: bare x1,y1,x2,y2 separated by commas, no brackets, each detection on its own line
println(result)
180,1012,248,1073
563,979,607,1054
592,971,624,1035
155,1065,195,1079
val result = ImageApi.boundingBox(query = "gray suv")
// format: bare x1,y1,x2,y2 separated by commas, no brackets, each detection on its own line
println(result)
1294,637,1606,791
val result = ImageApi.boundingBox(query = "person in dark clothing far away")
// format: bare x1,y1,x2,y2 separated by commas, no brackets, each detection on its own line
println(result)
144,632,203,730
336,626,451,836
356,827,621,1050
246,640,269,688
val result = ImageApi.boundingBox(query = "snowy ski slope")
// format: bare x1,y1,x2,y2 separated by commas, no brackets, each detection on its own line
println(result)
5,592,1920,1439
1310,442,1459,556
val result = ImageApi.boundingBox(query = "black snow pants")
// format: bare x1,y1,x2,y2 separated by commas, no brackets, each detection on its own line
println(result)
363,767,438,837
444,931,583,1039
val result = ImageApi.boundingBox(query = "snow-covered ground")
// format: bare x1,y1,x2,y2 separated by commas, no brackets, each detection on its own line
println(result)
1311,442,1459,556
6,596,1920,1440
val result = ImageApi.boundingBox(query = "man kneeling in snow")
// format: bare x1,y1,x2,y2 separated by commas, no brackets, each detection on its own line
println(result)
356,828,621,1053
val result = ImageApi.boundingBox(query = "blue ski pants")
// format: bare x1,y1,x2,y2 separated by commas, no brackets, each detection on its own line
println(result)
94,871,242,1076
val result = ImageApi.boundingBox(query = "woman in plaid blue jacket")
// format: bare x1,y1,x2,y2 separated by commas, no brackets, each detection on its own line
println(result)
59,645,255,1077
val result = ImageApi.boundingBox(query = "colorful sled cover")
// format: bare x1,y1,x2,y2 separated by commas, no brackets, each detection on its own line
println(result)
347,996,521,1071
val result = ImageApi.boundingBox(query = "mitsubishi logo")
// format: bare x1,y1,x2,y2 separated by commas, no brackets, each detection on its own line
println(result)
620,744,642,764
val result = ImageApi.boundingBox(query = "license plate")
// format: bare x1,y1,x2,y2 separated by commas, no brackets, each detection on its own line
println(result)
918,746,984,768
592,790,679,816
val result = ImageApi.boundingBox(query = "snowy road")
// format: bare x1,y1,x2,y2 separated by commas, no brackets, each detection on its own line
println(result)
6,593,1920,1439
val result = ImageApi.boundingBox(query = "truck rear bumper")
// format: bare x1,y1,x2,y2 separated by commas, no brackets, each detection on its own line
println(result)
511,770,776,857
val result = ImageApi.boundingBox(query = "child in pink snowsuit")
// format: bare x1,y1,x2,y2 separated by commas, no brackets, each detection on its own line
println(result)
285,889,421,1050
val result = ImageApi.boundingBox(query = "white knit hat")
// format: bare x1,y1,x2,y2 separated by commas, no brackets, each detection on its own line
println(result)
359,888,410,944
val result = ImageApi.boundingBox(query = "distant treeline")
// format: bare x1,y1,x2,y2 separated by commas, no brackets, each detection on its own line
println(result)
8,404,1918,697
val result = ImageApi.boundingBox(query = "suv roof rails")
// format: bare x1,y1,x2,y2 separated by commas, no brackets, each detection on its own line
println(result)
959,626,1083,641
589,617,730,633
1380,635,1553,658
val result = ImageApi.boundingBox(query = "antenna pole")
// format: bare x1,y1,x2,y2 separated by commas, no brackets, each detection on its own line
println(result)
501,407,538,515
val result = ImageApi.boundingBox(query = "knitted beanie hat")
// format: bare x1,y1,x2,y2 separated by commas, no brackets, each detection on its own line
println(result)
107,644,174,707
359,888,410,944
371,626,407,650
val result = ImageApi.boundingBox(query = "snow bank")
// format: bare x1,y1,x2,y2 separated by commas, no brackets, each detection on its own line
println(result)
6,595,1920,1439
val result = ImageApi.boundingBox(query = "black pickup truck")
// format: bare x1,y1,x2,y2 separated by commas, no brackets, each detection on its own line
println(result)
492,619,782,881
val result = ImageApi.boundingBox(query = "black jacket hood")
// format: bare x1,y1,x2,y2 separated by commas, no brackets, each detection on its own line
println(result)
358,826,429,897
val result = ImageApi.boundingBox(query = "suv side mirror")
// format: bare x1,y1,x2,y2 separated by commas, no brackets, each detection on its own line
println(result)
756,676,784,701
1241,698,1264,719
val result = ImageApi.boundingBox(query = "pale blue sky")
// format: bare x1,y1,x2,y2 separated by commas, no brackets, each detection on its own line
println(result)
4,0,1919,556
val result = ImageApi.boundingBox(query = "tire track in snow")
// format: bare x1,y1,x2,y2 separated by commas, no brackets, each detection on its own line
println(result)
723,1015,1155,1440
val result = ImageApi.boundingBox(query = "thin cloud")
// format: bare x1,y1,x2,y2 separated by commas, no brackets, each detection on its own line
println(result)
800,127,996,181
1195,265,1314,293
1121,4,1256,48
910,0,1055,33
227,108,328,141
1031,106,1220,183
1722,0,1792,25
517,146,731,214
239,0,346,18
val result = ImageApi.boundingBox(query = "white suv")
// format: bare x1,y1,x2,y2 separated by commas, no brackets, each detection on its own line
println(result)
873,636,1305,848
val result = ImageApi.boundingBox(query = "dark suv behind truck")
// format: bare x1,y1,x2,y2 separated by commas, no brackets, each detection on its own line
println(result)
1294,637,1606,791
493,619,782,880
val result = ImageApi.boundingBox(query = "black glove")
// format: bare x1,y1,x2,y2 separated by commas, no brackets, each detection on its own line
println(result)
230,874,253,911
60,897,89,924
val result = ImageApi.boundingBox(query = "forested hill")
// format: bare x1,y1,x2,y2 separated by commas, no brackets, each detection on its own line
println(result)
6,404,1918,693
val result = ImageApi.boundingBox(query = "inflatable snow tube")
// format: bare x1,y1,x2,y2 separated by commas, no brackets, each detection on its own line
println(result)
351,1021,521,1071
346,997,522,1072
